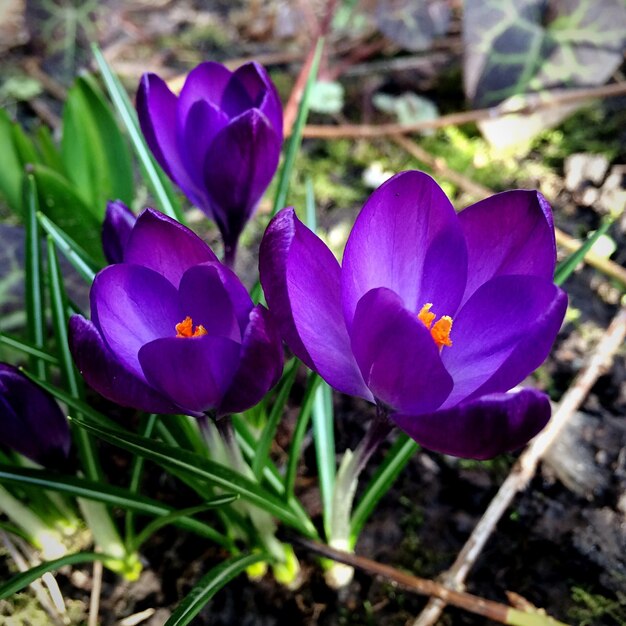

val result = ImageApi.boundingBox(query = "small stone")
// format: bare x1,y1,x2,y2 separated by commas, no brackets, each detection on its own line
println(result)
564,153,610,191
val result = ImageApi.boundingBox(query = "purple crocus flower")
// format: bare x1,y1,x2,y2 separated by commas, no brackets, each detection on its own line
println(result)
136,61,283,263
69,208,283,417
102,200,136,265
260,171,568,459
0,363,70,467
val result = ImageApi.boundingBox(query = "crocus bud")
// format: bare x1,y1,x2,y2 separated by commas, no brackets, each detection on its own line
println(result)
0,363,70,467
136,61,283,262
102,200,136,264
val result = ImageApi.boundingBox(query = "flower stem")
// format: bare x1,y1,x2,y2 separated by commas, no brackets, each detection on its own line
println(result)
0,484,66,560
325,405,393,588
223,241,238,269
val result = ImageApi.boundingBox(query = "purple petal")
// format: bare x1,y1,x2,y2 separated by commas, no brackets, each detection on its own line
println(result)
441,275,566,407
351,287,453,413
124,208,218,288
259,208,372,400
91,264,181,378
341,171,467,331
177,61,232,122
0,363,70,467
178,264,242,342
68,316,182,414
391,388,551,459
183,261,253,334
218,305,284,415
138,335,240,413
181,100,229,190
459,190,557,304
136,73,207,209
203,109,281,247
102,200,136,265
466,286,567,401
227,62,283,139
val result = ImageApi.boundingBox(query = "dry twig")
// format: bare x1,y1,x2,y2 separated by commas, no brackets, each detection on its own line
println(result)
298,538,569,625
412,306,626,626
302,82,626,138
88,559,103,626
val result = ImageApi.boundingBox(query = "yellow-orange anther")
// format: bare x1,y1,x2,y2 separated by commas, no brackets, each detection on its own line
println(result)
175,316,208,338
418,304,453,349
418,303,436,328
431,316,453,348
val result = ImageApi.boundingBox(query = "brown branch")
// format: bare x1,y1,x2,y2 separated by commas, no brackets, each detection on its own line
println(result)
297,539,569,625
392,135,626,287
412,306,626,626
301,82,626,138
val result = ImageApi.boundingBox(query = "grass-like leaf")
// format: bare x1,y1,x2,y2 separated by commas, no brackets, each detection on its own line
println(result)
284,371,322,501
164,552,268,626
91,44,183,222
554,218,614,286
0,464,232,548
69,415,317,537
38,212,100,282
350,434,419,545
252,358,299,479
0,333,59,366
129,496,237,553
23,175,46,380
271,38,324,217
0,552,110,600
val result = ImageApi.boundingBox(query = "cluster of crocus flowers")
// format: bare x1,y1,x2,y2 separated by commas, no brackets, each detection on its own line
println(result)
0,363,70,467
137,62,283,264
69,209,283,417
260,171,567,459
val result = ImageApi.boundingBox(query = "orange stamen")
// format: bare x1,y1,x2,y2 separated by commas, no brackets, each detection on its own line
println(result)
418,303,436,329
418,304,453,349
175,316,208,338
431,316,453,348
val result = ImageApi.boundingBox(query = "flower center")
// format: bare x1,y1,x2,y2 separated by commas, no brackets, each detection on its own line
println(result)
175,316,208,338
418,303,453,349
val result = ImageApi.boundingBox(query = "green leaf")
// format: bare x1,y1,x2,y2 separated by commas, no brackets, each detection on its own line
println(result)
37,212,100,283
91,44,183,222
34,125,64,173
464,0,626,107
0,109,25,213
350,434,419,544
164,553,268,626
375,0,450,52
11,122,39,170
31,164,104,263
0,332,59,365
0,552,110,600
69,415,317,537
312,381,336,540
130,497,237,552
252,358,299,479
554,218,614,286
284,371,321,500
61,75,134,212
0,464,232,548
272,38,325,218
23,175,46,380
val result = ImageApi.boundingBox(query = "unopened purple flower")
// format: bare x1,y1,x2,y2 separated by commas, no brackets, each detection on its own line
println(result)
69,209,283,417
0,363,70,467
260,171,568,459
102,200,136,264
137,61,283,260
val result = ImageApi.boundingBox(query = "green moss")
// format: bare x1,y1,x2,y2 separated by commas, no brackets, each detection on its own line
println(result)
533,104,626,167
568,586,626,626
